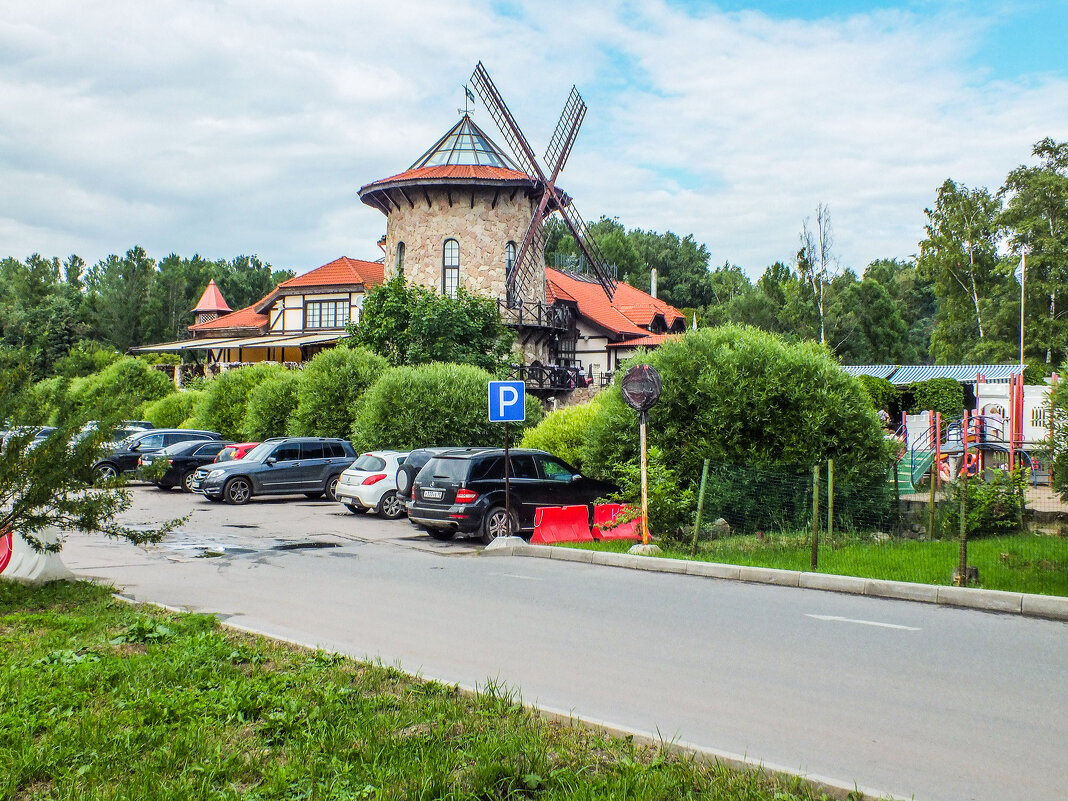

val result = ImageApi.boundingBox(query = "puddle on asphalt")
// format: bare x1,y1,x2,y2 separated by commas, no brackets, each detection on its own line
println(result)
224,524,260,529
272,541,339,551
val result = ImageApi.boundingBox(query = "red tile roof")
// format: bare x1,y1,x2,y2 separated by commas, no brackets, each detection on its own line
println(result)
277,257,384,289
545,268,685,339
188,303,268,332
360,165,534,197
192,279,231,313
608,333,681,348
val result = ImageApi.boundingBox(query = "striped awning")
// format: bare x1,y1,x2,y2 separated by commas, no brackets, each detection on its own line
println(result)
133,331,346,353
841,364,1024,385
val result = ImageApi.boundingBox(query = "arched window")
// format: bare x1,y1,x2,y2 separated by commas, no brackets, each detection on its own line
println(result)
505,241,517,275
395,242,405,275
442,239,459,298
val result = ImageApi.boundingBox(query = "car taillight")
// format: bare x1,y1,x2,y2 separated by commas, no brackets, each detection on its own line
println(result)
455,488,478,504
362,473,387,485
167,459,173,465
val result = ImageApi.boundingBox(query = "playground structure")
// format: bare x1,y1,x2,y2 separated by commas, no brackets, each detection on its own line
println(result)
893,372,1054,494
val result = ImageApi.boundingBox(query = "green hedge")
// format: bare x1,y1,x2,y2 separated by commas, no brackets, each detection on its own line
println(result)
856,374,900,417
65,357,175,424
908,377,964,418
144,391,203,429
244,371,302,441
288,347,387,439
191,364,286,439
351,362,542,451
519,397,603,470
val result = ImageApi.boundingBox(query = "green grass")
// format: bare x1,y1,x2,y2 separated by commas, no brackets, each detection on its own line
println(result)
574,531,1068,597
0,581,850,801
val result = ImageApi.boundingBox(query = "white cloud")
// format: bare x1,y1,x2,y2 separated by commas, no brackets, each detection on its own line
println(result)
0,0,1065,279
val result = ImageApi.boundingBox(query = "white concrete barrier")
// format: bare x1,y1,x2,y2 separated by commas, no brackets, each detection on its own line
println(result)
0,527,73,585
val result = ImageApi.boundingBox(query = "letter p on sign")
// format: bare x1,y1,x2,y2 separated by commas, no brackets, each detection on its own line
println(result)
488,381,526,422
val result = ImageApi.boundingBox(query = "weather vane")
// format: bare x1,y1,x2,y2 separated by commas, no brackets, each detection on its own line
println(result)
459,83,475,116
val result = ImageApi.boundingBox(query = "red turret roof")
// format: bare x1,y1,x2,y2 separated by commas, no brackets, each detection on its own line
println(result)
191,279,231,314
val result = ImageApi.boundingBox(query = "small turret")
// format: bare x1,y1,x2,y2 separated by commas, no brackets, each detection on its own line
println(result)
191,279,231,326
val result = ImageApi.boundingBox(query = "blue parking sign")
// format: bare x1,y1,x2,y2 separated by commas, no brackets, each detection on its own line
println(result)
488,381,526,422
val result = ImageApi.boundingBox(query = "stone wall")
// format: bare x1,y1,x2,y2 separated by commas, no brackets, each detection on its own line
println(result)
382,186,545,304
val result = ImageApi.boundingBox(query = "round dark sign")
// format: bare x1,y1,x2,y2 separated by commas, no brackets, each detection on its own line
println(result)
621,364,662,413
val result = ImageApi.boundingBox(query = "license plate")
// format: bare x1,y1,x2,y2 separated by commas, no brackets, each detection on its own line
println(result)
422,489,444,500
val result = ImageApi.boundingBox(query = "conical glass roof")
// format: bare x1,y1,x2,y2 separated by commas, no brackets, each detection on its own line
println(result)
410,115,522,171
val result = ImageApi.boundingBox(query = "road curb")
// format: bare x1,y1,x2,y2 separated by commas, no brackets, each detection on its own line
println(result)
480,543,1068,621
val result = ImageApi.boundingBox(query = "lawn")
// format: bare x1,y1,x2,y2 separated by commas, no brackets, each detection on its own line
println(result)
574,531,1068,597
0,580,848,801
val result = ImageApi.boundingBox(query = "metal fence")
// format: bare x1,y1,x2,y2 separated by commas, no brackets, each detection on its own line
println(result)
687,459,1067,597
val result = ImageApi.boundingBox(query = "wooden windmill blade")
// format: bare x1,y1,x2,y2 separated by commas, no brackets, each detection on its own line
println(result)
469,62,544,181
545,86,586,181
556,202,616,299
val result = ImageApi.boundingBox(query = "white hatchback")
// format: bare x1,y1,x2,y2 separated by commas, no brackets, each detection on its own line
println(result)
335,450,410,519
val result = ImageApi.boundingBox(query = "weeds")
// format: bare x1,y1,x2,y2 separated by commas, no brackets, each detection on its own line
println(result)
0,580,836,800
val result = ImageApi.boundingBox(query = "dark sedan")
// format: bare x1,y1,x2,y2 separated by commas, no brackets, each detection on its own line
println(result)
139,439,233,492
93,428,222,481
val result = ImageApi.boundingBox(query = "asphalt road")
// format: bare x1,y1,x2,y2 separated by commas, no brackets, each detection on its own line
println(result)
59,486,1068,801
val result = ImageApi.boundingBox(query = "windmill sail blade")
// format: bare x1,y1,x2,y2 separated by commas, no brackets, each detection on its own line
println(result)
470,62,545,181
556,202,616,299
507,208,546,305
545,86,586,180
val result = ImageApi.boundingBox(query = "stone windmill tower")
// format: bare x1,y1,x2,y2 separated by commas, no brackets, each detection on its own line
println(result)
358,63,616,367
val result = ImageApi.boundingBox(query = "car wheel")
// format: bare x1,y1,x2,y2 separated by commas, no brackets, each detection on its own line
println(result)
427,529,455,541
345,503,368,515
224,477,252,505
481,506,516,545
326,474,341,502
95,463,119,483
377,490,406,520
181,471,196,493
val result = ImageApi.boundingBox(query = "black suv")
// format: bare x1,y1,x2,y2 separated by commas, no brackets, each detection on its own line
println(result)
139,439,233,492
407,448,617,544
93,428,222,481
190,437,356,504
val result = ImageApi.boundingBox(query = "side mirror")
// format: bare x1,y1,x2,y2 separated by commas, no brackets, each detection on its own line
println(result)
266,457,277,466
129,442,141,451
571,474,582,482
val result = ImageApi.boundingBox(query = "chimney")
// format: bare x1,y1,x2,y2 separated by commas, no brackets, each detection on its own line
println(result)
650,268,658,299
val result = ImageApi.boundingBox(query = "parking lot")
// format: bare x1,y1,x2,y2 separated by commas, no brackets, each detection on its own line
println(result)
116,483,484,560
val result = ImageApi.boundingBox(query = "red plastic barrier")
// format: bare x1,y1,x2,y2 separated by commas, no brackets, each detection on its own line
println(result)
591,503,640,541
0,528,12,575
530,505,593,544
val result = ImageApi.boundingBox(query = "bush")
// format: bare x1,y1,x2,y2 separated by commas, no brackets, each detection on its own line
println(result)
143,391,203,429
53,341,121,379
65,357,175,423
941,468,1026,537
856,374,900,417
243,371,302,441
288,347,387,439
1047,376,1067,501
519,397,604,470
351,362,542,451
909,377,964,418
581,326,889,534
191,364,286,440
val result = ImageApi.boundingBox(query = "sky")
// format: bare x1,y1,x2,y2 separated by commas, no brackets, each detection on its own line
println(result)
1,0,1066,280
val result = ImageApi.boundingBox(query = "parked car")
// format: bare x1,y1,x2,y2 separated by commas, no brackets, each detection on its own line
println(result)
1,426,57,452
395,446,457,502
190,437,357,504
139,439,234,491
407,448,617,544
93,428,222,481
215,442,259,462
74,420,154,450
335,450,410,519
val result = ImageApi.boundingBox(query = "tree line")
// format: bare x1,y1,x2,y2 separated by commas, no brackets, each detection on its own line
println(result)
547,137,1067,373
0,247,293,379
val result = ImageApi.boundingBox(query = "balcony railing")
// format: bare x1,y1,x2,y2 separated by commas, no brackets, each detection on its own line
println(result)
497,299,570,331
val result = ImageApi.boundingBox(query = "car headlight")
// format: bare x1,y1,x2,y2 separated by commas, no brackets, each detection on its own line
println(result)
207,469,225,479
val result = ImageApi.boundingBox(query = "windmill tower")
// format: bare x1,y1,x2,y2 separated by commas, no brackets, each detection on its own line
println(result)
358,63,615,371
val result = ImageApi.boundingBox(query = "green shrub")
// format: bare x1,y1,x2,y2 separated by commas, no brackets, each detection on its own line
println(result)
941,468,1026,537
53,341,121,379
143,391,202,429
191,364,286,439
65,357,175,424
519,397,604,470
909,377,964,418
288,347,388,439
856,374,900,417
581,326,889,534
351,362,542,451
1046,376,1067,501
28,376,68,425
243,371,302,441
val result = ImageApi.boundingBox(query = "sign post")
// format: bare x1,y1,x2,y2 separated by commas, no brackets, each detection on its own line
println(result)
620,365,662,545
488,381,526,537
